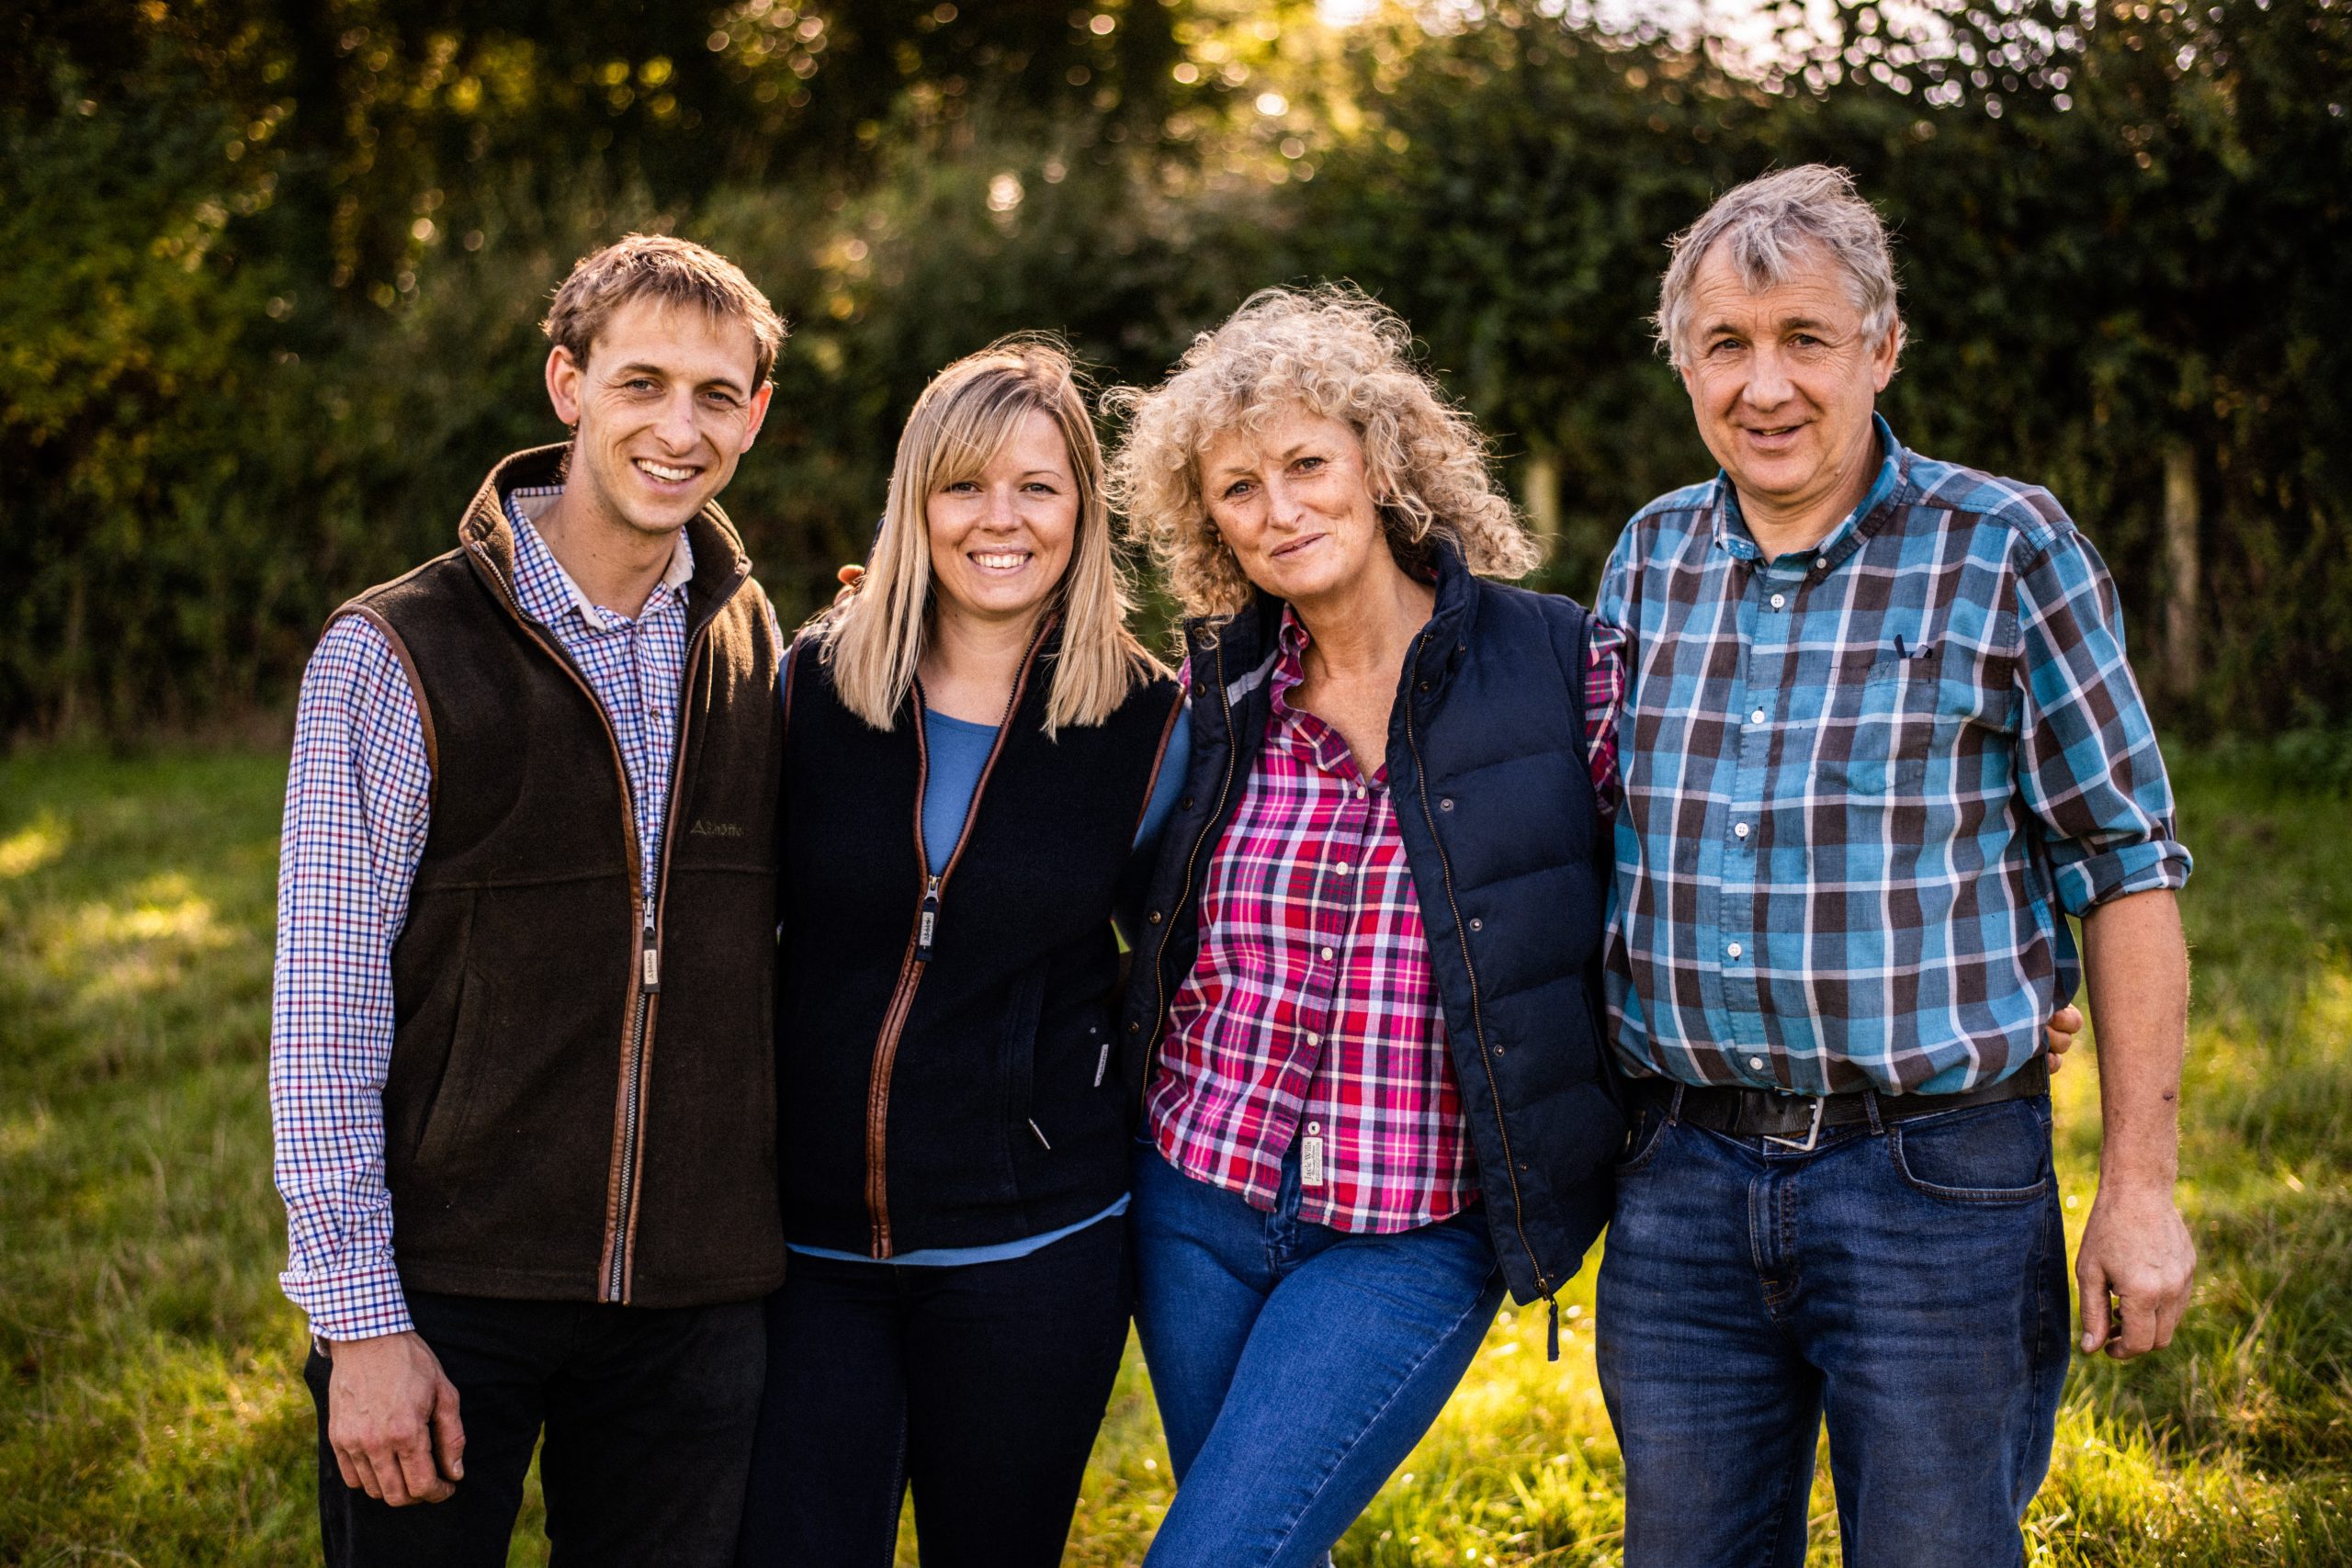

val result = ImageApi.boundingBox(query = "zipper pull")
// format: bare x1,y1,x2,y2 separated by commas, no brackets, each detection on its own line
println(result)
915,875,941,962
639,910,661,992
1546,1295,1561,1363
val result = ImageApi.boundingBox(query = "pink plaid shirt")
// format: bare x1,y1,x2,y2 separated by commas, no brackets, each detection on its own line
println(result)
1145,605,1624,1233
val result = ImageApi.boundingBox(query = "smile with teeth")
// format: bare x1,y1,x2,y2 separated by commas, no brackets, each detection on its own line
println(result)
635,458,699,483
971,550,1032,571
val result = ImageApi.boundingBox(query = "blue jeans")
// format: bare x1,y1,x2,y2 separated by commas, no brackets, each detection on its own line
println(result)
1596,1093,2072,1568
1131,1140,1507,1568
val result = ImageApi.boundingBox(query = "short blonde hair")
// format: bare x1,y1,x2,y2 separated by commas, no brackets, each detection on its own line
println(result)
1655,164,1902,368
819,335,1157,735
1105,285,1542,620
544,232,787,387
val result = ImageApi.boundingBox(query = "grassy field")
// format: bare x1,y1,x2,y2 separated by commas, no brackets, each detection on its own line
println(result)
3,744,2347,1566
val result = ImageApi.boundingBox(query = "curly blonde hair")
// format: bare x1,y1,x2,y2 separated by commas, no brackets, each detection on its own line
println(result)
1103,285,1542,619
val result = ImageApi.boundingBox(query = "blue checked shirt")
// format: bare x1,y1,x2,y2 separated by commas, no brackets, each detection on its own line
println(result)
1596,416,2191,1096
270,486,706,1341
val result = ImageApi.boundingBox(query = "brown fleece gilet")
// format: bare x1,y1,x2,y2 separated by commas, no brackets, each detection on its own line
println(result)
332,445,784,1308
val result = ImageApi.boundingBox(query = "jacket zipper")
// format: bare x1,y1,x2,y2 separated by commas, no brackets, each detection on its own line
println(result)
860,616,1053,1258
1399,629,1553,1325
607,600,726,1301
1142,637,1240,1102
466,534,743,1304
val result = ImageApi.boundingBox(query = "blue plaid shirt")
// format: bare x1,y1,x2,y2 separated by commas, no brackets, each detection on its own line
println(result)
1595,417,2192,1096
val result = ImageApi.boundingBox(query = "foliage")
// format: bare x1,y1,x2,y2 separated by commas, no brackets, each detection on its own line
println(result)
5,746,2349,1564
3,1,2348,736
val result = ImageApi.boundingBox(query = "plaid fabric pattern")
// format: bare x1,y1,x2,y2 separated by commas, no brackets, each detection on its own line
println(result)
1597,417,2192,1097
270,490,695,1341
1146,605,1623,1232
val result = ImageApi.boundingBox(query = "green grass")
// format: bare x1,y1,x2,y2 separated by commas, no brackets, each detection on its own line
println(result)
4,745,2347,1565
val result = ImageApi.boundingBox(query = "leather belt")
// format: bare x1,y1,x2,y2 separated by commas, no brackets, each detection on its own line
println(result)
1632,1056,2049,1150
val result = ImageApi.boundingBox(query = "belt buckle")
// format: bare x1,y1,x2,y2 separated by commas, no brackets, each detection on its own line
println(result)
1761,1096,1825,1153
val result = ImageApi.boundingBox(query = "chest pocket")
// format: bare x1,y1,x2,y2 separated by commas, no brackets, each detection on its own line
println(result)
1818,628,2019,797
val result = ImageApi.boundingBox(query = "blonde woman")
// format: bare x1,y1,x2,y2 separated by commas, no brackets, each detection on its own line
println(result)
737,338,1186,1567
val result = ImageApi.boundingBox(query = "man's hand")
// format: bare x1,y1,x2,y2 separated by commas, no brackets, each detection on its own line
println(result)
324,1330,465,1505
2075,1180,2196,1358
2075,886,2195,1359
2043,1002,2084,1073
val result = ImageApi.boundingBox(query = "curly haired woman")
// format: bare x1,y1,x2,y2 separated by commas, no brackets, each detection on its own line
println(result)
1103,286,1627,1568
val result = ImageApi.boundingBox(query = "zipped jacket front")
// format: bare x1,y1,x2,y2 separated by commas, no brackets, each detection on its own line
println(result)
1117,545,1623,1307
347,445,785,1309
776,622,1182,1257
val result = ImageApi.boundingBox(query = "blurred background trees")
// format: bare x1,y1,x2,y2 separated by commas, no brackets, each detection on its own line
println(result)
5,0,2346,740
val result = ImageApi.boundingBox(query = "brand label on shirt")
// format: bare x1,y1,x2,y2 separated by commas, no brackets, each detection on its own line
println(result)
1301,1130,1326,1188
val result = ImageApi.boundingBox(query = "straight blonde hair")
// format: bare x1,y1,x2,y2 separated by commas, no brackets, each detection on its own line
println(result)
819,336,1158,735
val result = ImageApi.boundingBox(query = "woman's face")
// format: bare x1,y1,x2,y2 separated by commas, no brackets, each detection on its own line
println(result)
1197,405,1387,608
925,408,1080,627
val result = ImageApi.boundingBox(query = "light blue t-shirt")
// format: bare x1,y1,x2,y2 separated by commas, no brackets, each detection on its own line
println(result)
788,692,1192,1268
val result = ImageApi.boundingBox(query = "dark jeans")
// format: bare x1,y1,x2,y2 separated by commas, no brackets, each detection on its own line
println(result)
735,1213,1131,1568
305,1291,764,1568
1596,1094,2072,1568
1130,1141,1506,1568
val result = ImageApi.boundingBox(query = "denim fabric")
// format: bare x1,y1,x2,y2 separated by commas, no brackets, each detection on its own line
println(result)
1595,1095,2071,1568
1131,1140,1506,1568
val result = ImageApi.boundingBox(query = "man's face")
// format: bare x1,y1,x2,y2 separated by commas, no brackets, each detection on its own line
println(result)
1678,241,1898,531
545,298,773,539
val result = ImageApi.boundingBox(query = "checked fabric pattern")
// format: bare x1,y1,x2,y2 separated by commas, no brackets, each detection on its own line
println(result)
1595,417,2191,1098
1147,605,1623,1234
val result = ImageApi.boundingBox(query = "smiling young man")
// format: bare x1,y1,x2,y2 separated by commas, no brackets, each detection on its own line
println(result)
1592,167,2196,1567
270,234,788,1565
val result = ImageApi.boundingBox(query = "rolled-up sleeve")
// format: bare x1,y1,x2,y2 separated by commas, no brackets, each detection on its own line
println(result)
2011,529,2193,915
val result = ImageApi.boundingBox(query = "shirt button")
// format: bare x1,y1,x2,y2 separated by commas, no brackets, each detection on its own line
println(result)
1815,556,1829,570
1469,918,1483,931
1147,909,1162,924
1354,784,1367,800
1334,863,1351,876
1726,942,1743,958
1749,708,1767,726
1306,1032,1321,1047
1307,1121,1321,1134
1770,592,1786,610
1734,822,1749,839
1749,1055,1766,1071
1319,946,1335,961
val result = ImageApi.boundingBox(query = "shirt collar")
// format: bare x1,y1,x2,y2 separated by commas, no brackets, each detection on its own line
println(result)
504,485,694,631
1710,412,1906,572
1270,604,1312,709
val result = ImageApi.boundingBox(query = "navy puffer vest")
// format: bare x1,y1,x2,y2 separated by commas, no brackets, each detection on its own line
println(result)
1117,544,1623,1306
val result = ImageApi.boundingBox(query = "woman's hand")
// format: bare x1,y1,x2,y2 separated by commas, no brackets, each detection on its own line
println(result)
833,563,864,607
2045,1002,2085,1072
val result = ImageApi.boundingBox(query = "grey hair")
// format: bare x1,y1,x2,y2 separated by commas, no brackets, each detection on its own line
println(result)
1654,164,1902,367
